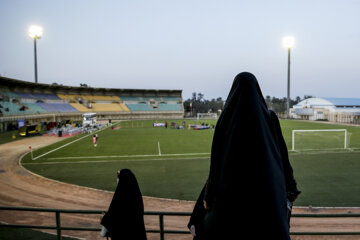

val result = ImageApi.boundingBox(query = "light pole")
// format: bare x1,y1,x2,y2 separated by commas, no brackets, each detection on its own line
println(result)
29,25,43,83
282,36,295,117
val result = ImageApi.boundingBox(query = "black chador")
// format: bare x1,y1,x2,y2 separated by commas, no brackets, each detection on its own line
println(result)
101,169,147,240
189,72,295,240
269,110,301,224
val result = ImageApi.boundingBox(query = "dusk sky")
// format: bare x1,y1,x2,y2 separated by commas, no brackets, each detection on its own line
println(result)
1,0,359,100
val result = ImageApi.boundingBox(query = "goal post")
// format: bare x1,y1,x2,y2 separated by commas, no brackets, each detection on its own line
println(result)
197,113,218,120
291,129,348,151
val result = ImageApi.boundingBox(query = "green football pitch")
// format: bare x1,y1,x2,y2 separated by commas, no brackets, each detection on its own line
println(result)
22,119,360,207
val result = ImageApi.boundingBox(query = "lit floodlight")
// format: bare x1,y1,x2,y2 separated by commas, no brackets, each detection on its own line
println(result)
283,36,295,48
283,36,295,117
29,25,43,83
29,25,43,39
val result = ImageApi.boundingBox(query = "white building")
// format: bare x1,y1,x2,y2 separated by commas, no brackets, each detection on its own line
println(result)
292,98,360,124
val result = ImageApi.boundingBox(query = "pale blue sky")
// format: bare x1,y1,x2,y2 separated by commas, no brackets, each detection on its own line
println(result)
0,0,359,100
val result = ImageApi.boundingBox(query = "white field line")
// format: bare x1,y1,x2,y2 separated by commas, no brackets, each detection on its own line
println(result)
22,156,210,165
32,127,108,160
45,152,210,160
289,149,359,155
158,141,161,156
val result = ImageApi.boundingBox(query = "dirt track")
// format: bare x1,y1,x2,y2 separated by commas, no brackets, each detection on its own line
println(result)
0,135,359,240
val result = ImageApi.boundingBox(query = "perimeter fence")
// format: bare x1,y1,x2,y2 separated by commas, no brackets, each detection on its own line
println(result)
1,206,360,240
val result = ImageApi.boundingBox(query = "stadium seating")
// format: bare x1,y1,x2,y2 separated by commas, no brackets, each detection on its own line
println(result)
0,80,183,119
0,101,79,115
13,92,60,100
86,95,121,102
0,77,183,128
69,103,91,112
124,103,181,111
161,97,182,102
0,101,40,115
158,103,182,111
36,103,78,112
57,94,77,101
119,103,130,111
125,103,155,111
34,93,62,100
68,102,129,112
23,103,48,114
0,92,182,115
121,96,181,102
88,103,129,112
0,91,19,100
57,94,121,102
121,96,183,112
120,96,140,101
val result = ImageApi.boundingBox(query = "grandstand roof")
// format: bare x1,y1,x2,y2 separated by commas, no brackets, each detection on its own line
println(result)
0,76,182,97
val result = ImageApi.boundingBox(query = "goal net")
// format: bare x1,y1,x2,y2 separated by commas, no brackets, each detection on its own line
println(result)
291,129,350,151
197,113,218,120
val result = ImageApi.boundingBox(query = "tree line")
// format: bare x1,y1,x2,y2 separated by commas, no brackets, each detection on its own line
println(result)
183,92,314,115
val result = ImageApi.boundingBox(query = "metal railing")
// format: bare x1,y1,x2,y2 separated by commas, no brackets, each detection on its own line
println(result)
1,206,360,239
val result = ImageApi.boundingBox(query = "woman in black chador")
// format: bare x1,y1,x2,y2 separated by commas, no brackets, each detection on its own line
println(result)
188,72,300,240
101,169,147,240
269,109,301,223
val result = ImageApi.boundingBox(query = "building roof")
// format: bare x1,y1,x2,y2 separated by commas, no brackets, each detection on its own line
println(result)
322,98,360,107
295,97,360,108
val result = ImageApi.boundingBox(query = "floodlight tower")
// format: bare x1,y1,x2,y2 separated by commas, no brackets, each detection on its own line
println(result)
282,36,295,117
29,25,43,83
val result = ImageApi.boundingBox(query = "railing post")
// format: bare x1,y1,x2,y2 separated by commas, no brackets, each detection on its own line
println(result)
159,214,164,240
55,211,62,240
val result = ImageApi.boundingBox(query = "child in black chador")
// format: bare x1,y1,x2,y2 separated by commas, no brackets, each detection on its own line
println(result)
101,169,147,240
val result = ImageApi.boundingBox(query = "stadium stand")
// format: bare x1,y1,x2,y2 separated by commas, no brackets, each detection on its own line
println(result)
0,76,183,131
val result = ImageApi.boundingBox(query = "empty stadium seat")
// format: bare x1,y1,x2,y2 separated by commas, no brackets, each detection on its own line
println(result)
125,103,155,111
0,91,19,100
23,103,48,114
36,103,78,112
58,94,120,102
90,103,128,112
0,101,39,115
69,103,91,112
158,103,182,111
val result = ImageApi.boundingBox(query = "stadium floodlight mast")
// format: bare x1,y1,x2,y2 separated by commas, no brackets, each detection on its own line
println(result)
29,25,43,84
283,36,295,117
